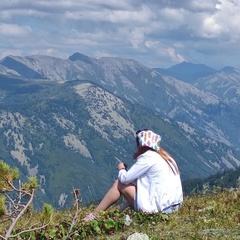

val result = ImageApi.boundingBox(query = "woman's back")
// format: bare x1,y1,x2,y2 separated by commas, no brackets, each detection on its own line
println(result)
136,150,183,212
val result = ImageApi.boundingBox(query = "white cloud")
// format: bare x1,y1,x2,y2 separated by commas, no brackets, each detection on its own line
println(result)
0,0,239,70
189,0,219,12
65,4,152,25
0,50,23,60
129,28,146,48
159,7,185,26
108,6,152,24
201,16,223,38
145,40,159,48
166,48,185,63
0,23,31,36
197,0,240,42
94,50,112,58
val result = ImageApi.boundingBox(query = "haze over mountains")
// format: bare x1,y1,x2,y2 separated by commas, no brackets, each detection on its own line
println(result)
0,52,239,208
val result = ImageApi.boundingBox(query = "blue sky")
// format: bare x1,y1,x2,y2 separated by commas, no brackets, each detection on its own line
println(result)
0,0,239,70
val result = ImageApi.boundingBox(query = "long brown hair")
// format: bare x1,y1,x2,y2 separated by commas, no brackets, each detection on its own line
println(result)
134,133,180,175
157,148,180,175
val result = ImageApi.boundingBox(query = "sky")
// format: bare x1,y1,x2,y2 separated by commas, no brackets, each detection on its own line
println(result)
0,0,240,70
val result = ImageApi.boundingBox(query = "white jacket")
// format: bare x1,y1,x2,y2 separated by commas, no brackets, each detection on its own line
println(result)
118,150,183,213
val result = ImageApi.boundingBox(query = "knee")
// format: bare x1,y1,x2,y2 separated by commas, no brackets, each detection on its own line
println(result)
112,179,129,192
111,179,121,189
116,180,127,192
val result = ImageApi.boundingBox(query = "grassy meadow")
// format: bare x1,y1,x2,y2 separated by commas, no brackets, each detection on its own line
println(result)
1,188,239,239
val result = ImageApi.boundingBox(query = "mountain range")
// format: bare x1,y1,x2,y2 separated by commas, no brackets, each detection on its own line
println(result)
0,52,239,208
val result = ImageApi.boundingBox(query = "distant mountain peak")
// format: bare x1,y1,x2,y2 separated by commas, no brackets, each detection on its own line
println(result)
168,61,216,75
171,61,208,68
68,52,94,64
0,55,43,79
219,66,240,74
154,61,217,83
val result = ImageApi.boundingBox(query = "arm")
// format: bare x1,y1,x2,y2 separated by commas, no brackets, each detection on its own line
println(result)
118,155,151,184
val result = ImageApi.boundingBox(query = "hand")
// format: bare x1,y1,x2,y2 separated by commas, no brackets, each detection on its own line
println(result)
117,162,126,171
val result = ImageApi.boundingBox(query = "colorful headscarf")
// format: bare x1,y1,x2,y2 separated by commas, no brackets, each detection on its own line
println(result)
136,130,161,151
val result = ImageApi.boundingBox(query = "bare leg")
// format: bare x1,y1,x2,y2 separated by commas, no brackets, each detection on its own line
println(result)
93,179,136,215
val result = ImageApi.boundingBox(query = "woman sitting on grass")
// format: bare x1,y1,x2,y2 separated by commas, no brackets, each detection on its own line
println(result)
83,129,183,221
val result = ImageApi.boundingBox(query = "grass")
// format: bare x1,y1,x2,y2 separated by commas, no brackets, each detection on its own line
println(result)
86,189,240,240
1,188,240,239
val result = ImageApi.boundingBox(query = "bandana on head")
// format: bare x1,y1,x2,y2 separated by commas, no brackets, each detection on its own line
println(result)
136,130,161,151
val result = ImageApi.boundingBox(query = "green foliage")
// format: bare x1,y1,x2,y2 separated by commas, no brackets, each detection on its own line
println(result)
22,176,38,191
132,211,169,225
0,195,6,217
0,160,42,239
1,188,239,239
0,160,19,189
41,203,54,223
183,166,240,196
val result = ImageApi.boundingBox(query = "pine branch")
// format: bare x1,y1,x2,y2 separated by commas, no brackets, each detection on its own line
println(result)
64,188,82,240
9,220,50,239
4,189,35,239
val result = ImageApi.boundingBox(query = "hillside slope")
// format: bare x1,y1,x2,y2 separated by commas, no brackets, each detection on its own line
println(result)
0,53,240,208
